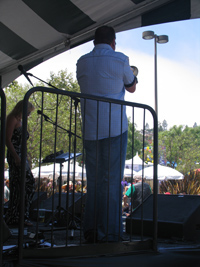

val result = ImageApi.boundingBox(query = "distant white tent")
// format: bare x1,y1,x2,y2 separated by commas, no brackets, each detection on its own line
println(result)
125,152,147,172
124,168,137,178
32,164,60,179
4,170,9,180
32,161,86,181
61,161,86,181
134,165,184,181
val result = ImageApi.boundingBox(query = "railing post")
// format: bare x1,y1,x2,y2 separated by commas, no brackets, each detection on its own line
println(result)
0,77,6,266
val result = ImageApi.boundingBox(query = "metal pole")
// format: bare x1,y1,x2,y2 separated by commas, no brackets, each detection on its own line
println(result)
0,76,6,266
154,35,158,117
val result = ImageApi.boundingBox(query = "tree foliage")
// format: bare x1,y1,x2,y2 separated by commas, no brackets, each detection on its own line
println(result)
158,119,168,132
159,125,200,175
4,70,146,168
4,70,82,168
126,118,143,160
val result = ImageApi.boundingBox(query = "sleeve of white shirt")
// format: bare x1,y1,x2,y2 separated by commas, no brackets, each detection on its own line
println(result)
123,57,135,87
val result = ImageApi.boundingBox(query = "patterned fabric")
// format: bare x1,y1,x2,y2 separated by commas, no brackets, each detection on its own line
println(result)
5,127,35,225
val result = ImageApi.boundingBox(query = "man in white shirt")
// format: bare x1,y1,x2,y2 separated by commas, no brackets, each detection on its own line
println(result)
77,25,137,242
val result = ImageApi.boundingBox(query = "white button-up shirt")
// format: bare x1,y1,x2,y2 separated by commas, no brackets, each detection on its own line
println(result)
77,44,135,140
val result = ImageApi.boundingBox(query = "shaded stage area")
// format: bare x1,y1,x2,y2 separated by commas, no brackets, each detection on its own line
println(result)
2,220,200,266
2,194,200,266
3,242,200,267
20,250,200,267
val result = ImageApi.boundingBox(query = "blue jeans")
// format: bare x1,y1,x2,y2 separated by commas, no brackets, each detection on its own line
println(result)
84,131,127,242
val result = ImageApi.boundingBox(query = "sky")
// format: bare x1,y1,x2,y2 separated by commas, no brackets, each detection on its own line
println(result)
17,18,200,130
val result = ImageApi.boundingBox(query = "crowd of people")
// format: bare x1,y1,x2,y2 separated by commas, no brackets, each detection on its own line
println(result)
35,177,87,197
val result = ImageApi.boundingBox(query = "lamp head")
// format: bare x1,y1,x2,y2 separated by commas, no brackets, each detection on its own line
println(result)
157,35,169,44
142,31,154,40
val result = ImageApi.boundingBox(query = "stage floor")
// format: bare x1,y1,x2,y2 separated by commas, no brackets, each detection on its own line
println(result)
2,218,200,267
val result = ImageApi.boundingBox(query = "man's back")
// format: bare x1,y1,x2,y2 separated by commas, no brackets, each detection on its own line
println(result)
77,44,131,97
76,25,136,243
77,44,134,140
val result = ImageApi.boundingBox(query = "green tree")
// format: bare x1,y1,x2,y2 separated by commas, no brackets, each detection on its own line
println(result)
177,126,200,174
41,69,82,163
145,123,149,130
158,122,163,132
158,125,200,174
162,119,168,131
4,70,82,168
158,125,183,168
158,120,168,132
126,118,143,160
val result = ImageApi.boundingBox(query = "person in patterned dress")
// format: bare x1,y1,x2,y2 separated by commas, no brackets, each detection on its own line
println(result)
5,100,35,226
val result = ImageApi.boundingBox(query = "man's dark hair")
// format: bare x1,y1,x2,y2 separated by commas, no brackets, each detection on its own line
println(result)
94,26,116,45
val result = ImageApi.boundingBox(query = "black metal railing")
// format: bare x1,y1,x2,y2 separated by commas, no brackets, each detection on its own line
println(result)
1,86,158,264
0,86,6,267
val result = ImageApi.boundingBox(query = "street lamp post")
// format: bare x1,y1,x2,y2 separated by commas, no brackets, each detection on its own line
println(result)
142,31,169,117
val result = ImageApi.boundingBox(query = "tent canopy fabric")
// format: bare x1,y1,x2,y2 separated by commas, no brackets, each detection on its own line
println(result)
1,0,200,88
124,168,137,178
125,152,146,165
32,161,86,180
125,152,147,172
134,164,184,180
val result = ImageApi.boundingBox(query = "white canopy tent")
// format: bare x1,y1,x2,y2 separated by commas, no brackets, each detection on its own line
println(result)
32,164,60,180
32,161,86,181
4,170,9,180
125,152,147,172
1,0,199,88
134,164,184,180
124,168,137,178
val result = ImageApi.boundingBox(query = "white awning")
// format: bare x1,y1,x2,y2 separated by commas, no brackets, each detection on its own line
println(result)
1,0,199,88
